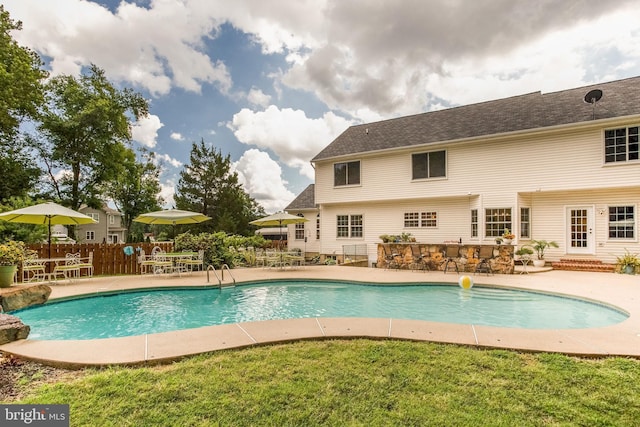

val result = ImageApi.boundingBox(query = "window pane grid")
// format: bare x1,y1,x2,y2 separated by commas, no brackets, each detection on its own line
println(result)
485,208,512,237
520,207,530,238
471,209,478,238
605,126,640,163
609,206,635,239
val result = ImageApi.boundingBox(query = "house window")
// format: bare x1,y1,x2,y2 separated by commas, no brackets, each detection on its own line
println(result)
89,213,99,222
404,212,419,228
412,150,446,180
295,215,305,240
316,214,320,240
471,209,478,238
605,126,639,163
609,206,635,239
336,214,363,238
520,207,530,239
334,161,360,186
109,215,115,225
86,231,95,241
485,208,512,238
421,212,437,227
404,212,437,228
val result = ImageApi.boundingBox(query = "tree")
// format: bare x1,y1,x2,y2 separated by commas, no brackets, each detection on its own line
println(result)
174,140,265,235
0,6,47,199
37,64,149,211
0,5,47,142
106,148,163,240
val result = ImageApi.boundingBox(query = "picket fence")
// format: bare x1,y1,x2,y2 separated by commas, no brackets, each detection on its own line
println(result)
23,242,174,280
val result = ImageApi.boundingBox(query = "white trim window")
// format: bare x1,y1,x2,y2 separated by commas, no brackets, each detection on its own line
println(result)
295,220,305,240
471,209,478,238
404,211,437,228
520,207,531,239
86,231,95,241
316,214,320,240
605,126,639,163
608,206,635,239
89,213,100,222
334,161,360,186
485,208,512,238
411,150,446,180
337,214,363,238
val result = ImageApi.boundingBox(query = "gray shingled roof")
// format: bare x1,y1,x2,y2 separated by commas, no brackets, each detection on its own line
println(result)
285,184,315,210
312,76,640,161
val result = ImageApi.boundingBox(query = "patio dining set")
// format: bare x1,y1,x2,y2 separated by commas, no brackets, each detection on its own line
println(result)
137,247,205,276
22,252,94,283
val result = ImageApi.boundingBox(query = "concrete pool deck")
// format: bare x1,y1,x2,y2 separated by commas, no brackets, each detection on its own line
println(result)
1,266,640,367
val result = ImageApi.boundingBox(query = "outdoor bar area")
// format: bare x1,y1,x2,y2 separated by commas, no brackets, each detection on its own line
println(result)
376,243,515,274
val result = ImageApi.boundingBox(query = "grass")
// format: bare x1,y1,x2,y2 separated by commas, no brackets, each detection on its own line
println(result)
9,339,640,426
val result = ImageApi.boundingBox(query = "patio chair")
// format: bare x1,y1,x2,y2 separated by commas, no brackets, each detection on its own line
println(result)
179,250,205,273
78,251,94,277
22,256,47,282
383,245,401,270
442,245,461,274
410,245,428,272
152,250,174,275
137,249,156,274
475,246,495,275
52,252,81,282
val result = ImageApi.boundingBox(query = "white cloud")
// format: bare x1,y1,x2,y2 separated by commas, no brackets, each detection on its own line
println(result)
156,153,183,169
229,106,353,179
170,132,184,141
4,0,232,96
131,114,163,148
159,178,177,209
246,87,271,108
233,149,295,213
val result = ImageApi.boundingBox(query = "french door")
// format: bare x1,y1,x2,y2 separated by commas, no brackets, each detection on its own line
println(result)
566,206,595,254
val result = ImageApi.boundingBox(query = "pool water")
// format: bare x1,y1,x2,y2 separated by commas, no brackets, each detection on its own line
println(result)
14,281,628,340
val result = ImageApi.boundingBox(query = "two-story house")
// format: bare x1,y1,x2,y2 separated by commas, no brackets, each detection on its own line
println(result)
289,76,640,266
78,204,127,244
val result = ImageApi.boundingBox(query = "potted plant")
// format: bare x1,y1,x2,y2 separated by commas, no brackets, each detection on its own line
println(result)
494,236,504,245
530,239,559,267
0,240,30,287
615,249,640,275
502,229,515,244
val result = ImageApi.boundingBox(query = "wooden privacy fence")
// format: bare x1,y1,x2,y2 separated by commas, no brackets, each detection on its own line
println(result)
23,242,174,280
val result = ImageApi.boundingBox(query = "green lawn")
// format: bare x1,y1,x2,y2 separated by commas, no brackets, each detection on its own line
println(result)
11,340,640,426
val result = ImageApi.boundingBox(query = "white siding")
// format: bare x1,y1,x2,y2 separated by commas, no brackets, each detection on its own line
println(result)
313,122,640,264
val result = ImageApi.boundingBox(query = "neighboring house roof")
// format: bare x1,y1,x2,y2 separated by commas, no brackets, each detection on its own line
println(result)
285,184,316,211
312,76,640,161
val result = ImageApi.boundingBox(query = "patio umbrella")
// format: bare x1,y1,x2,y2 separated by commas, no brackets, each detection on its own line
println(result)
133,209,211,238
0,202,97,257
133,209,212,225
249,212,308,228
250,212,308,249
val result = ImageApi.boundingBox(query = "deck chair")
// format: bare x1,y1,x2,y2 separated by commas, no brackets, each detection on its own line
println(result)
475,246,495,275
22,256,47,282
137,249,156,274
179,250,205,273
52,252,81,282
410,245,428,272
78,252,94,277
383,245,401,270
442,246,460,274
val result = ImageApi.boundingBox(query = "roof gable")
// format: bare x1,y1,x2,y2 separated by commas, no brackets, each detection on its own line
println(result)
312,76,640,161
285,184,315,210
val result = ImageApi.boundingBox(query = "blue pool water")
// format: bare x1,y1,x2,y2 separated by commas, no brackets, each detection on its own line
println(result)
13,281,628,340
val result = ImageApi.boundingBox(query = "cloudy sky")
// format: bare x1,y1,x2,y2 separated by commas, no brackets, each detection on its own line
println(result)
4,0,640,212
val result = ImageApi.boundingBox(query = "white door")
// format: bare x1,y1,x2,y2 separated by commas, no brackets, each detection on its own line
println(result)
566,206,595,255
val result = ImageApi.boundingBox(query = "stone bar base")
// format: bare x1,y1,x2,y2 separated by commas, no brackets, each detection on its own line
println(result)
377,243,514,274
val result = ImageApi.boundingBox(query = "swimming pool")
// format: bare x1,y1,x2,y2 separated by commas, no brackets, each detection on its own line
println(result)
14,280,628,340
